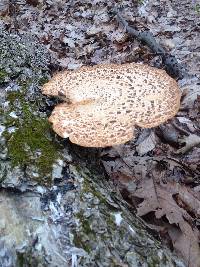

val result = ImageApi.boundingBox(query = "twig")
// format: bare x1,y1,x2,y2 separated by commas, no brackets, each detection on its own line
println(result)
172,121,190,136
112,7,182,79
114,8,165,54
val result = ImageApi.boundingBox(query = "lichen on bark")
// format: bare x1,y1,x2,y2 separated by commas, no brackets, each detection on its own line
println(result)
0,30,62,185
69,164,184,266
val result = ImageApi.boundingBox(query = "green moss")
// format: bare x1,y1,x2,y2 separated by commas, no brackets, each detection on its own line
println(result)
16,250,47,267
7,91,23,104
73,232,91,253
38,76,49,86
0,69,7,83
82,179,107,205
147,256,161,267
106,214,116,228
3,83,61,185
76,211,95,235
137,0,144,4
7,118,60,177
73,210,97,253
16,252,24,267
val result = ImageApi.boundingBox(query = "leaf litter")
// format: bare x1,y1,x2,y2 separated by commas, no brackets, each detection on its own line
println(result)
1,0,200,266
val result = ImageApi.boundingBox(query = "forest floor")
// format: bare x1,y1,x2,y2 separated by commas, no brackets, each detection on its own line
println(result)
0,0,200,266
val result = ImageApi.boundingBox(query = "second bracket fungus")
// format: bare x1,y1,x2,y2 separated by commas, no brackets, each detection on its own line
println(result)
42,63,181,147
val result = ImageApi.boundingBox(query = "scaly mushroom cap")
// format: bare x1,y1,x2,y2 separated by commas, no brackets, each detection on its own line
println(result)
42,63,181,147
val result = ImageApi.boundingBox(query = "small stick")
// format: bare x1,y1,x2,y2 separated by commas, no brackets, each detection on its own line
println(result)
112,7,182,78
114,8,165,54
172,121,190,136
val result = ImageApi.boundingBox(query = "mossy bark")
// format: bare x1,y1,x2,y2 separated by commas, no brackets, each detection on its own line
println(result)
0,30,184,267
0,30,61,186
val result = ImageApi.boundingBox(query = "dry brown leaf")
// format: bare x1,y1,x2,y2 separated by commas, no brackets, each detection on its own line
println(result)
134,180,200,267
134,179,191,223
101,153,149,182
177,134,200,154
175,184,200,217
168,222,200,267
136,131,156,156
0,0,9,16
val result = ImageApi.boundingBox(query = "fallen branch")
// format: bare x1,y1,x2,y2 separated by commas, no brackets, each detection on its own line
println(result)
112,8,183,79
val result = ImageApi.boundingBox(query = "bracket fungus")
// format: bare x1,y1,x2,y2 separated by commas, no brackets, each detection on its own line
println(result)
42,63,181,147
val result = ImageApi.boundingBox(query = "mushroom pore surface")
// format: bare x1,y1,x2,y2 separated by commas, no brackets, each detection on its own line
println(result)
42,63,181,147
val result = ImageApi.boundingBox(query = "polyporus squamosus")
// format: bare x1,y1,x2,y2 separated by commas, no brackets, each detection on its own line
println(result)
42,63,181,147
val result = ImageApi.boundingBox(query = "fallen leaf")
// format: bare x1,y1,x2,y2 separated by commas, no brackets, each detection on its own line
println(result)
177,134,200,154
134,179,191,223
133,179,200,267
168,221,200,267
136,131,156,156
